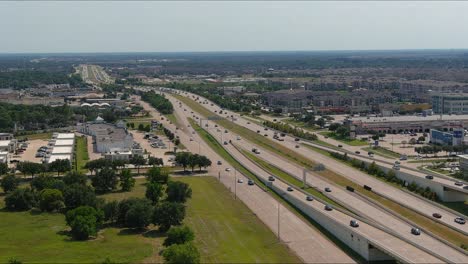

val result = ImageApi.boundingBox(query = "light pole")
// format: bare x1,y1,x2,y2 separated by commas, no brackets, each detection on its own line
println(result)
234,169,237,200
277,201,281,241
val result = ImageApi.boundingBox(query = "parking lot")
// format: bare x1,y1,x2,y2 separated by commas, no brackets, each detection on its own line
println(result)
8,139,48,168
132,131,174,165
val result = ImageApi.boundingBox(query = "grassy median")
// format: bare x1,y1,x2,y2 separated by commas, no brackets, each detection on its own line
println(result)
75,136,89,173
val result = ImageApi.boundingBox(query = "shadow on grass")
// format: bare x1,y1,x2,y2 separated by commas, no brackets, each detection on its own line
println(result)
172,170,208,176
118,228,150,236
143,229,166,238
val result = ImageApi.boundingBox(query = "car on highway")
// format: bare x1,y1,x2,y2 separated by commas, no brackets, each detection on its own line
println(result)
268,176,275,181
287,186,294,192
223,141,228,145
411,228,421,235
294,138,300,142
247,122,250,124
455,217,466,225
392,165,400,170
338,145,343,148
225,168,231,172
217,161,222,165
280,133,286,137
324,205,333,211
432,213,442,219
264,128,268,131
394,161,401,165
306,196,314,201
325,187,331,192
454,181,464,186
425,175,434,180
355,151,360,154
237,179,244,183
236,136,241,140
224,130,228,133
264,134,268,137
248,180,255,186
256,130,260,133
464,186,468,190
350,220,359,227
295,145,300,148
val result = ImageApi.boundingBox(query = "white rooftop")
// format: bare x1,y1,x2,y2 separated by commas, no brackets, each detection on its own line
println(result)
0,151,8,155
53,139,74,146
55,133,75,139
48,154,71,163
51,146,73,155
0,140,11,147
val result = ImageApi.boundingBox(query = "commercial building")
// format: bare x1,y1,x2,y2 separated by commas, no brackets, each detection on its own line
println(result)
0,133,14,141
347,114,468,134
432,93,468,114
0,140,17,153
429,129,464,146
45,133,75,164
0,151,8,163
78,122,133,153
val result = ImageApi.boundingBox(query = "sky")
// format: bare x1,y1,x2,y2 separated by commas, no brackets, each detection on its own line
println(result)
1,1,468,53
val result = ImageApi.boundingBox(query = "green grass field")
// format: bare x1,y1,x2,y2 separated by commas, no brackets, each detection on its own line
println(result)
319,132,369,146
363,146,400,159
179,177,300,263
75,136,89,173
17,132,52,140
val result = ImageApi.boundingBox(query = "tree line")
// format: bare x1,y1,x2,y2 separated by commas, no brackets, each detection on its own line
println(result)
0,71,85,89
262,120,318,141
141,91,174,115
175,152,212,172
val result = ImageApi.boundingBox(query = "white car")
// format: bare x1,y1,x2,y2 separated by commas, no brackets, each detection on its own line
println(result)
225,168,231,172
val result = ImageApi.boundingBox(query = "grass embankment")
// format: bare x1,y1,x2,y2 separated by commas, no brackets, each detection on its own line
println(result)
363,146,401,159
177,94,468,249
16,132,52,141
75,136,89,173
319,131,369,146
165,113,178,125
179,177,300,263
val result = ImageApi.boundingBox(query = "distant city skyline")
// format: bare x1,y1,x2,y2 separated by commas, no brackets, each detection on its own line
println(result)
1,1,468,53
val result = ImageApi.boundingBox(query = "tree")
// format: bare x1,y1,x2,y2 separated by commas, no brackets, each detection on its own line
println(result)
91,167,118,193
116,198,143,225
175,152,191,171
328,123,341,131
148,157,164,166
316,118,326,128
197,156,211,172
63,183,98,210
1,174,19,193
63,171,87,186
16,162,46,178
38,189,65,212
153,201,186,231
162,242,200,264
130,155,146,175
103,200,119,223
146,182,163,204
163,226,195,247
147,166,169,184
48,159,71,176
166,181,192,203
124,199,153,229
188,154,200,172
5,187,36,211
31,175,63,191
0,162,8,176
119,168,135,192
336,126,349,138
85,158,113,175
66,206,104,240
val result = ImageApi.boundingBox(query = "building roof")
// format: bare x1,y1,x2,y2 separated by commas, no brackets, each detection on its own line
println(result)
51,146,73,155
87,123,132,147
54,139,74,146
55,133,75,139
48,154,71,163
0,140,11,147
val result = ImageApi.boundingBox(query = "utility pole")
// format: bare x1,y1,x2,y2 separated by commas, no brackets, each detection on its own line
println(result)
234,170,237,200
277,201,281,241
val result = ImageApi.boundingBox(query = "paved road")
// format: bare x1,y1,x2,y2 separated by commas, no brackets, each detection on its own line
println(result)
172,90,468,235
136,96,356,263
166,93,449,263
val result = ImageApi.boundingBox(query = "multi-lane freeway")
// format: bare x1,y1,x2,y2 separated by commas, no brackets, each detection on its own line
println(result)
162,91,467,262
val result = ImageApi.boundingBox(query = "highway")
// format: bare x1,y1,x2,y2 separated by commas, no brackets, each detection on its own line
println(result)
169,89,468,236
135,96,357,263
163,92,452,263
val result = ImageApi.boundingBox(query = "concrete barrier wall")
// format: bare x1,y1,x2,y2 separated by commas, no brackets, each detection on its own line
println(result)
268,182,394,262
